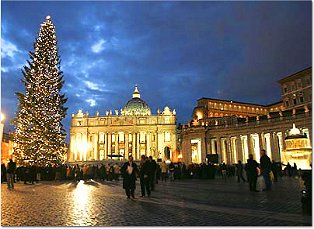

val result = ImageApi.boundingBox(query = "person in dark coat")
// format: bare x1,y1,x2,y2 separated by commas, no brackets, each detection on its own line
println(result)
260,149,272,191
139,155,151,197
148,156,157,190
121,155,139,199
237,160,246,183
245,154,259,192
1,163,7,183
6,159,16,189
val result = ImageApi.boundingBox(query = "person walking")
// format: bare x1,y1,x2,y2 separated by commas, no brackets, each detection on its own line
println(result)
121,155,139,199
6,159,16,190
260,149,272,191
160,161,168,182
139,155,151,197
237,160,246,183
245,154,259,192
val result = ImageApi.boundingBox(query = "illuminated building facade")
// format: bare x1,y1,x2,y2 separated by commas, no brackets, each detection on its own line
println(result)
68,86,176,162
180,67,312,169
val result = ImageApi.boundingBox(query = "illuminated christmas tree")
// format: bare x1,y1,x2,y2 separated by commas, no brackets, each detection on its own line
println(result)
13,16,68,166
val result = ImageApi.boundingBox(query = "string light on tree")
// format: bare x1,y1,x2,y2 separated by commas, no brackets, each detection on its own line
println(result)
13,16,68,166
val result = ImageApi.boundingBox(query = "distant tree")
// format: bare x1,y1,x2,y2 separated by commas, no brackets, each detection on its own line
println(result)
13,16,67,166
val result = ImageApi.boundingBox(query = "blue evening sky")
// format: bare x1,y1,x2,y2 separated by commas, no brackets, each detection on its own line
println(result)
1,1,312,141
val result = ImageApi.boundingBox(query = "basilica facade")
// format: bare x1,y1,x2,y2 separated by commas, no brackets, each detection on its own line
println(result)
68,86,177,162
179,67,312,169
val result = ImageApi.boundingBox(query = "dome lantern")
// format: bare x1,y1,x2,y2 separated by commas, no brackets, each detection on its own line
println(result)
122,85,151,116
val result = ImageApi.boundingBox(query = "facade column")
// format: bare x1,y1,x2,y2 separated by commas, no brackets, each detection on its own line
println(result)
125,133,128,159
132,133,136,159
104,133,107,159
147,132,151,156
137,133,140,159
115,133,119,156
108,132,111,159
94,133,98,160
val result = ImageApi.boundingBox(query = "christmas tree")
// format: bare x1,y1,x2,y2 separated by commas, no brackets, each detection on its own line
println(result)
13,16,68,166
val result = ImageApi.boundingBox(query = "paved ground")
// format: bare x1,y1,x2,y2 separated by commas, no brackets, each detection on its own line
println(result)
1,176,312,226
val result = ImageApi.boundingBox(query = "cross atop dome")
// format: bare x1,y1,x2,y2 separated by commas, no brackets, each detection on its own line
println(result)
132,85,140,98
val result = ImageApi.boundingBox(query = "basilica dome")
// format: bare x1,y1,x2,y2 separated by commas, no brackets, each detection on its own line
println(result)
122,86,151,116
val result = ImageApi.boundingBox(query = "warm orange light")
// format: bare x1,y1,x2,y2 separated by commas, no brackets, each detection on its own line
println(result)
0,113,5,122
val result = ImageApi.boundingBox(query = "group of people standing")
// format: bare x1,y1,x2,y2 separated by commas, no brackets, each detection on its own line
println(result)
242,149,273,192
120,155,158,199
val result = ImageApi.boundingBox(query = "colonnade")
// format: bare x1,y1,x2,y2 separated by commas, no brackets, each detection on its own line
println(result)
207,128,311,164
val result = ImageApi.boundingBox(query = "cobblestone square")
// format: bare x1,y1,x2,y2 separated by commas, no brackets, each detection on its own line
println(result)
1,176,312,226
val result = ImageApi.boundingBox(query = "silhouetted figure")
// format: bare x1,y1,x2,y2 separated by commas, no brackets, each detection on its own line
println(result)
1,163,7,183
237,160,246,183
121,155,139,199
139,155,151,197
271,161,278,182
260,149,272,191
245,154,259,192
6,159,16,189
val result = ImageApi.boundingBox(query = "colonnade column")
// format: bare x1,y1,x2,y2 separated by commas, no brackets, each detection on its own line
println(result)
237,135,242,162
247,134,253,157
269,132,277,161
216,136,221,163
259,133,264,152
226,137,232,164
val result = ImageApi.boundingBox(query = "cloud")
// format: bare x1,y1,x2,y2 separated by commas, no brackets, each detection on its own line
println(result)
85,98,96,107
91,39,106,53
1,38,20,58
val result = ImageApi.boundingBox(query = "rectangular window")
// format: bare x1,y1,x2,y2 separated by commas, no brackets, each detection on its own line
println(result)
300,96,304,103
293,98,297,105
297,80,302,88
285,100,289,107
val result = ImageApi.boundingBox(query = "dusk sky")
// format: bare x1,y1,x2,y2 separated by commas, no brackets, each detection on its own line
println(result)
1,1,312,141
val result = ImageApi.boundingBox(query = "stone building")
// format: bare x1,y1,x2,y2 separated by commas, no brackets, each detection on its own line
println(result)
68,86,176,162
180,67,312,169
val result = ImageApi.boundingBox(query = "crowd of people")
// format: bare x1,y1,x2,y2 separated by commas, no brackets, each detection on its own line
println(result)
1,149,304,195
